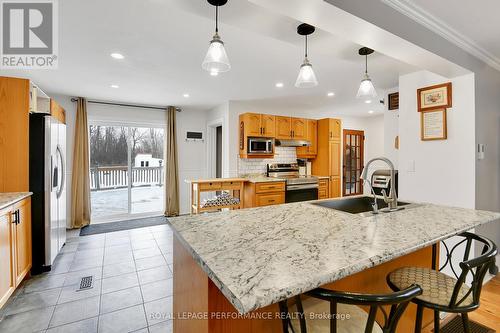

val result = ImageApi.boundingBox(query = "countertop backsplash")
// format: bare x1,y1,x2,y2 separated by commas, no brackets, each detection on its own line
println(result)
238,147,297,175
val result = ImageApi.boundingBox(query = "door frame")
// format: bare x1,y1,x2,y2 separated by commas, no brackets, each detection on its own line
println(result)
206,118,224,178
342,129,365,197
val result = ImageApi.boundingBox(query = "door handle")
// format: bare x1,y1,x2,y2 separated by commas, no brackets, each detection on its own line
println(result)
11,210,19,224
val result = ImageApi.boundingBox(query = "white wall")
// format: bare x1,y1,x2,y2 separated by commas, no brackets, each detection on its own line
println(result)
49,95,208,223
384,87,400,169
398,71,475,208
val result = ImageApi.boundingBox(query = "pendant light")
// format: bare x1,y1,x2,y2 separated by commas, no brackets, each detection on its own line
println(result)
356,47,377,100
202,0,230,74
295,23,318,88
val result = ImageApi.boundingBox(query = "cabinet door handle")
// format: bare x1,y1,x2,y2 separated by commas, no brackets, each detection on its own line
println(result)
11,210,19,224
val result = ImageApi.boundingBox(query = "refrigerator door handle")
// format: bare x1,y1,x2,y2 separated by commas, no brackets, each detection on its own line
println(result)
51,155,58,189
56,144,65,199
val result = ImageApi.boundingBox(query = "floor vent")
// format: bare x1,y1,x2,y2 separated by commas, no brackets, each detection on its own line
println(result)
77,276,93,291
440,315,495,333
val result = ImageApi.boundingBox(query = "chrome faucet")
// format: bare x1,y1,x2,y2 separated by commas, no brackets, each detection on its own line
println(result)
364,178,379,214
360,157,399,211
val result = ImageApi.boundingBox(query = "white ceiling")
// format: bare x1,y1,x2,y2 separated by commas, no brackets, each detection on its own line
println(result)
382,0,500,71
3,0,418,116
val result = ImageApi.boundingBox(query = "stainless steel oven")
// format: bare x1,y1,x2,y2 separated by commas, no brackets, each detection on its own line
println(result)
286,183,318,203
267,163,319,203
248,137,274,154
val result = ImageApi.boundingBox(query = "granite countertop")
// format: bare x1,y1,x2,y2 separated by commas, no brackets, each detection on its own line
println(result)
169,199,500,314
0,192,32,210
239,174,286,183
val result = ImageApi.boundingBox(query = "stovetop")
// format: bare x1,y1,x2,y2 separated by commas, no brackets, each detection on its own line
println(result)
267,163,318,185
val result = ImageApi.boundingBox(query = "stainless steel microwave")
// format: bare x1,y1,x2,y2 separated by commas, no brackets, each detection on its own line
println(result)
248,137,274,154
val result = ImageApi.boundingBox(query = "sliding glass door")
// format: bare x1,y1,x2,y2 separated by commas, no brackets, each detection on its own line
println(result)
89,124,165,222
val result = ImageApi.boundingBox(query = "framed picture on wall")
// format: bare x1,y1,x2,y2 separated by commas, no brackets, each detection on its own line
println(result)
417,82,452,112
421,109,447,141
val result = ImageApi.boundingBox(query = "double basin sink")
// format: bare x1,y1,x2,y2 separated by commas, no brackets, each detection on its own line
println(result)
312,196,417,217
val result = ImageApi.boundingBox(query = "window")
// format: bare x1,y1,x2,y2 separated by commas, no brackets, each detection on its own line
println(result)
89,125,165,222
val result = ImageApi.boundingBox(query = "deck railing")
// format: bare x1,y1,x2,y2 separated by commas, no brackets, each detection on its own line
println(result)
90,165,164,191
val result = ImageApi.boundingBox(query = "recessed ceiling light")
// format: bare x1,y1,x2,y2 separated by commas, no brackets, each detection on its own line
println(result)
368,110,374,114
183,93,190,98
110,53,124,59
110,84,119,89
275,82,284,88
365,100,372,104
327,92,335,97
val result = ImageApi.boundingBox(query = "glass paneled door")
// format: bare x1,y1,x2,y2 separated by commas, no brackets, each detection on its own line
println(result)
343,130,364,196
89,125,165,222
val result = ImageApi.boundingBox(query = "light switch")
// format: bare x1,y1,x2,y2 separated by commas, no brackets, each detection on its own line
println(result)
477,144,485,160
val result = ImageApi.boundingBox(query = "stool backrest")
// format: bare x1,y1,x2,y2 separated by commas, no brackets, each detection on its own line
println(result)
441,232,497,309
279,285,422,333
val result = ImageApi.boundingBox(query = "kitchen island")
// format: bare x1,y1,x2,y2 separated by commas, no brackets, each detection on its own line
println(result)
168,198,500,332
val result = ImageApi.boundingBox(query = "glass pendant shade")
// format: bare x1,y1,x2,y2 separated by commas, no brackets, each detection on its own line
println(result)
356,73,377,99
202,34,230,74
295,58,318,88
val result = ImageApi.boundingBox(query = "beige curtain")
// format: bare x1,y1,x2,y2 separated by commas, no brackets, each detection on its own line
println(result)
165,106,180,216
71,97,91,228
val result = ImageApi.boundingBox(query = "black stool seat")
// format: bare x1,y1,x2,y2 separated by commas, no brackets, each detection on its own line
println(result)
388,267,473,308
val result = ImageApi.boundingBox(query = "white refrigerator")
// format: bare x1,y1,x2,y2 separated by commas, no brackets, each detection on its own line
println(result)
30,113,67,274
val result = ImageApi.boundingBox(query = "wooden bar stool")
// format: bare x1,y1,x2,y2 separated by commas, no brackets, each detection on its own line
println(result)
278,285,422,333
387,232,497,333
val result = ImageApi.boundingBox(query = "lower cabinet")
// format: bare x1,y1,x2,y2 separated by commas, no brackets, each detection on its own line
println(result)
318,178,329,199
330,177,341,198
0,197,32,309
244,182,286,208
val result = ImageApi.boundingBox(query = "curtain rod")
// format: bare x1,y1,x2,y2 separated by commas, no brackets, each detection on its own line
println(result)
70,98,181,112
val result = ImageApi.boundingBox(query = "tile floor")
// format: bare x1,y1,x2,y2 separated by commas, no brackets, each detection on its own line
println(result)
0,224,174,333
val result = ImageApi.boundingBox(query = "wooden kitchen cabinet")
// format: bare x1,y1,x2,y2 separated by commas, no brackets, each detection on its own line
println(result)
239,113,276,158
0,208,15,309
275,116,307,140
244,181,286,208
50,99,66,124
311,118,342,198
297,119,318,158
291,118,307,140
0,77,30,193
318,178,329,199
240,113,275,138
275,116,292,139
0,197,32,309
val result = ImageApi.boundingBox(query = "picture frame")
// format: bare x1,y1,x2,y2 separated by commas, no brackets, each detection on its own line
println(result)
417,82,452,112
421,109,447,141
388,92,399,110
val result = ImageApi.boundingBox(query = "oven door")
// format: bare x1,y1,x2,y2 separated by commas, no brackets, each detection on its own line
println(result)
286,184,319,203
248,138,272,154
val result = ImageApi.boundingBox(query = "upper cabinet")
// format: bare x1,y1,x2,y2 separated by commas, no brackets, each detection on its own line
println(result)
275,116,291,139
50,99,66,124
261,114,276,137
275,116,307,140
239,112,319,158
329,118,341,141
241,113,275,137
297,119,318,158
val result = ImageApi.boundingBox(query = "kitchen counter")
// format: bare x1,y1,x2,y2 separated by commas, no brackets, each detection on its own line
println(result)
239,174,286,183
0,192,32,210
169,199,500,314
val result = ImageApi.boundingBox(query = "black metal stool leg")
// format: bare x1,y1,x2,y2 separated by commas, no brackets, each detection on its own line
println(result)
434,310,440,333
278,301,290,333
414,304,423,333
461,313,471,333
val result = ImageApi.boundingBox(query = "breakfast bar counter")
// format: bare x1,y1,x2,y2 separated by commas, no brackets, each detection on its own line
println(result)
168,198,500,332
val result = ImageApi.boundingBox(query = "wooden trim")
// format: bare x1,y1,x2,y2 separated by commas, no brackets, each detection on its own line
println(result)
342,129,364,197
420,109,447,141
50,99,66,124
417,82,452,112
